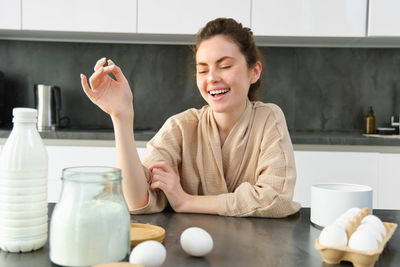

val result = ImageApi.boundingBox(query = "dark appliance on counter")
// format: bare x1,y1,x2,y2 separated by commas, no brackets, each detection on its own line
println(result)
34,84,62,131
0,71,5,127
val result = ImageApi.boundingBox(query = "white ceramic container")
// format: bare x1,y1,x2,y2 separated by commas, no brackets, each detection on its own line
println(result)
311,183,373,227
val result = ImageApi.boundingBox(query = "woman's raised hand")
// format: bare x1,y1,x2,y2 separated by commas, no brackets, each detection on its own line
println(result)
80,58,133,119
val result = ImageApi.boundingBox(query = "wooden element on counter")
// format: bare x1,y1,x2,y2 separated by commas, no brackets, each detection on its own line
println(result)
130,223,166,247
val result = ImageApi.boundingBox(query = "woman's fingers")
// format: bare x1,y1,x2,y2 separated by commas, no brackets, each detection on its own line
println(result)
151,168,171,190
151,167,165,175
80,74,94,100
149,161,171,172
89,67,105,89
90,65,118,88
151,181,167,191
152,174,167,185
93,58,125,84
151,169,168,182
108,59,125,82
94,57,106,71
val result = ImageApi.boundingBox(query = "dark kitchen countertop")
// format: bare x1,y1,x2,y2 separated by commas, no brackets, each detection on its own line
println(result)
0,204,399,267
290,130,400,146
1,128,400,146
0,128,156,142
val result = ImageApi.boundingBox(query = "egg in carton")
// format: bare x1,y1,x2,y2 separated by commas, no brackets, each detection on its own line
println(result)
315,207,398,267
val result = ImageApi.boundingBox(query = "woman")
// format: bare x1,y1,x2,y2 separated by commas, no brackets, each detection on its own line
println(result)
80,18,301,217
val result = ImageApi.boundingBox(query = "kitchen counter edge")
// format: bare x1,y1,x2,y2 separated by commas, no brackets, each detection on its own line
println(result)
2,129,400,152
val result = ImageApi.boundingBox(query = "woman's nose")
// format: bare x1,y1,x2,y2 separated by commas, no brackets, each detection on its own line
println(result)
207,68,220,83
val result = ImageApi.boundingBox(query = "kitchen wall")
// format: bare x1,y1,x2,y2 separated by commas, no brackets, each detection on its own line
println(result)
1,40,399,132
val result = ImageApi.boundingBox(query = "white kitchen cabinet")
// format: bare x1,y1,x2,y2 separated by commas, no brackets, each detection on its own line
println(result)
22,0,137,33
46,145,148,202
293,151,379,208
378,153,400,209
0,0,21,30
368,0,400,37
137,0,250,34
252,0,367,37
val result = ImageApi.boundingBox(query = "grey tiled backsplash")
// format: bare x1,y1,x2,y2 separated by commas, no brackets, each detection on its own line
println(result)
1,40,399,132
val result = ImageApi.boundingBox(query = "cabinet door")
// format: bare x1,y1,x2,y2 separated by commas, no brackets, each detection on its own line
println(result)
368,0,400,36
137,0,250,34
252,0,367,37
378,153,400,209
293,151,379,208
22,0,136,33
0,0,21,29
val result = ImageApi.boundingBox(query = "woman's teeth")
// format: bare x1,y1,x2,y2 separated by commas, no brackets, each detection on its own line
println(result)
209,89,230,96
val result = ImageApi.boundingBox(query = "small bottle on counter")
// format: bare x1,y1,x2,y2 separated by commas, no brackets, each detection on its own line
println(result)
365,106,376,134
0,108,48,253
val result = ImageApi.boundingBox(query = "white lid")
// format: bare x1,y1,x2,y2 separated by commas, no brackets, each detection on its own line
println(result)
12,108,38,123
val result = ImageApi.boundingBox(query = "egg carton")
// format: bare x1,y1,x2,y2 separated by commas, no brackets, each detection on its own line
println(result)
315,208,398,267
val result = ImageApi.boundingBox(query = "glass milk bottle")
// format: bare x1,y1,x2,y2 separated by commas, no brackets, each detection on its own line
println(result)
50,167,131,267
0,108,48,252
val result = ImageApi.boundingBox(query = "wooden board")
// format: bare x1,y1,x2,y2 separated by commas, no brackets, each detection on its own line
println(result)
130,222,166,247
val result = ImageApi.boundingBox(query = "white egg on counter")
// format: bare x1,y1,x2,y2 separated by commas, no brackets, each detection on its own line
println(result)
319,224,348,247
362,215,387,237
357,223,383,243
180,227,213,257
348,229,379,251
129,240,166,267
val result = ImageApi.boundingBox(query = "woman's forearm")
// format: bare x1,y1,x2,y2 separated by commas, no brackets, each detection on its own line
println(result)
182,195,218,215
112,115,149,210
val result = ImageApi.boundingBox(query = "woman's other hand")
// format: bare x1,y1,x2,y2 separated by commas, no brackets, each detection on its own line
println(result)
80,57,133,120
149,161,190,212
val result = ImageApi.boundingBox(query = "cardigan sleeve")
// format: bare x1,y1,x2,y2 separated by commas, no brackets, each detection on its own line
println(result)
129,116,183,214
216,105,301,218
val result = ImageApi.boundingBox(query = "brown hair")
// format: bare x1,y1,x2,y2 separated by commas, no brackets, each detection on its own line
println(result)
194,18,264,101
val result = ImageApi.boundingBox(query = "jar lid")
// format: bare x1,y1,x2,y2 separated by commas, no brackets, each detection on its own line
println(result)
12,108,38,123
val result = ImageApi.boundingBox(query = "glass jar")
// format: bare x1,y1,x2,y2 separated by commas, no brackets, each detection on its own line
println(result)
49,167,130,267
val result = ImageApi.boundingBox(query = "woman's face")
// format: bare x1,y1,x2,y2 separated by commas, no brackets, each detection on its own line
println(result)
196,34,261,114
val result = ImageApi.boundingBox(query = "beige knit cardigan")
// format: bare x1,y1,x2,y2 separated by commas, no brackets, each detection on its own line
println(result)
131,100,301,217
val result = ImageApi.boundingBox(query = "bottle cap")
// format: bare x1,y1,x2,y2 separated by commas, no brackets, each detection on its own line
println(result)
12,108,38,123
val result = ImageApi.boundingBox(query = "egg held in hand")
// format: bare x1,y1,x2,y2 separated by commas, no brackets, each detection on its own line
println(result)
180,227,213,257
129,240,166,267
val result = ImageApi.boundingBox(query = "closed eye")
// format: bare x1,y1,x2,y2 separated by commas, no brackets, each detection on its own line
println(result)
221,65,231,69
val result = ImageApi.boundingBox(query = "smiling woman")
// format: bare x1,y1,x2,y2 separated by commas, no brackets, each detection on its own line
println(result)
80,17,301,218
